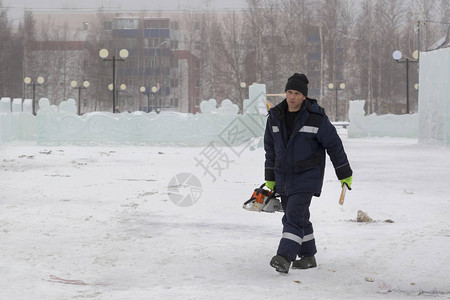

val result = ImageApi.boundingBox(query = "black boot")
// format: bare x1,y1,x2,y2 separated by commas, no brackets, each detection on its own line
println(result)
270,255,291,274
292,255,317,269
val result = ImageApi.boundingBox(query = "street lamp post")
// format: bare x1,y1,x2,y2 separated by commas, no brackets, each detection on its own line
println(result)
152,41,168,112
71,80,90,115
119,83,126,111
239,82,247,113
108,83,126,112
240,81,247,94
392,50,419,114
139,86,158,112
24,76,45,115
151,85,159,113
327,82,346,122
140,86,150,112
99,48,129,113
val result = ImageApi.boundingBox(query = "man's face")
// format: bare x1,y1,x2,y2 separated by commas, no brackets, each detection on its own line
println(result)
286,90,306,112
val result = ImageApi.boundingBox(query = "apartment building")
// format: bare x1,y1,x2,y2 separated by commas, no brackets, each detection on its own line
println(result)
30,11,201,113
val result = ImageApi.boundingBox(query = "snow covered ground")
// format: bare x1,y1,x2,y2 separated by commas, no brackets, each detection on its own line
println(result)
1,135,449,299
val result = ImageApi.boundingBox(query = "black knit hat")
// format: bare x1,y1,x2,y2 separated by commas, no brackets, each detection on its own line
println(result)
285,73,309,96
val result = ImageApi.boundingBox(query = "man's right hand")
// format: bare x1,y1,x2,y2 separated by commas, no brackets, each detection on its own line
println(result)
265,180,275,191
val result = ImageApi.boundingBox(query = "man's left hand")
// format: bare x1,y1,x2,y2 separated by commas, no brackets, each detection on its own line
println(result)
340,176,352,190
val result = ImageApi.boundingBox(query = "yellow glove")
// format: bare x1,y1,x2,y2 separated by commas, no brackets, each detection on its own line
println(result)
265,180,275,191
340,176,352,190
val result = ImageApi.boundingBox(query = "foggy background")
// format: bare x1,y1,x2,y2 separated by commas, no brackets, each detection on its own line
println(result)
0,0,449,118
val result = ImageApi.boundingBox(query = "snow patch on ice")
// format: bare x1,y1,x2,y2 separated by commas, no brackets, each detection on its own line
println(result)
348,100,418,138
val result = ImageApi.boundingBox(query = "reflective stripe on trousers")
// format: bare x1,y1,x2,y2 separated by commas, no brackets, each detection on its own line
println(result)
282,232,314,245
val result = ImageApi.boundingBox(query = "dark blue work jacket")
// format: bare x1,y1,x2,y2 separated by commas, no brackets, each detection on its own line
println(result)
264,98,352,196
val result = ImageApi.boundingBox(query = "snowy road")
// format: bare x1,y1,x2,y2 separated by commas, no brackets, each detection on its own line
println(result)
1,137,449,299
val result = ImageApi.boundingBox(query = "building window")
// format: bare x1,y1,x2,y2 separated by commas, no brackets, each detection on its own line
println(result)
144,19,170,29
171,79,179,87
146,60,156,68
309,44,321,53
152,38,168,48
308,52,321,61
124,38,138,48
308,34,320,43
114,19,139,30
144,38,159,48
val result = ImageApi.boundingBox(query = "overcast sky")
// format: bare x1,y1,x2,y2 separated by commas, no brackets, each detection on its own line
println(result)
4,0,249,19
3,0,249,22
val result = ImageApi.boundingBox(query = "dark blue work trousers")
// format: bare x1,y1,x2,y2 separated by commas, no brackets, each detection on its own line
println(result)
276,192,317,261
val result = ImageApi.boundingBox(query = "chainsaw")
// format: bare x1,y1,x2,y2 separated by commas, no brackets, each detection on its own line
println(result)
242,183,283,213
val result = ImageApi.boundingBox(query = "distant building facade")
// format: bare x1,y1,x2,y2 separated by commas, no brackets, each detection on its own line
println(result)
29,11,200,113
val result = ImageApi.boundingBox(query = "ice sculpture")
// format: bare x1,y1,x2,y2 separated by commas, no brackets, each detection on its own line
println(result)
12,98,22,112
23,99,33,113
244,84,267,115
0,97,10,113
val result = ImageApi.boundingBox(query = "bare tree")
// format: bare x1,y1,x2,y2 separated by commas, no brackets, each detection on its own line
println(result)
279,0,311,77
197,7,226,101
260,0,283,92
354,0,376,114
21,12,37,95
85,11,115,111
373,0,406,113
220,11,247,110
413,0,440,51
245,0,266,84
175,10,203,111
0,3,13,96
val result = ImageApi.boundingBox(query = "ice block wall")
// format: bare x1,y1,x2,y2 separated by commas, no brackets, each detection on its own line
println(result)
418,47,450,146
0,84,268,145
348,100,418,138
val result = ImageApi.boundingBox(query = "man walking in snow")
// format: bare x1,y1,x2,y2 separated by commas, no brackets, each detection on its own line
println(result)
264,73,353,273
